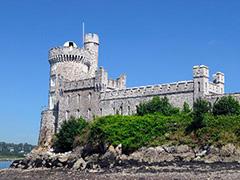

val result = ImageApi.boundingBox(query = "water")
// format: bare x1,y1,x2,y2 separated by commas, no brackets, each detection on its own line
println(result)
0,161,12,169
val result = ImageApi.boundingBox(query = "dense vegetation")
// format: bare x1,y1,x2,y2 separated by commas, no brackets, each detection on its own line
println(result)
54,96,240,153
136,96,179,116
53,117,88,152
0,142,35,160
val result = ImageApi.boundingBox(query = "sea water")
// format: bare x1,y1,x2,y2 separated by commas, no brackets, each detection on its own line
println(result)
0,161,12,169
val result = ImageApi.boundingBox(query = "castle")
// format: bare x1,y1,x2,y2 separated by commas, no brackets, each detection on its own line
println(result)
38,33,240,147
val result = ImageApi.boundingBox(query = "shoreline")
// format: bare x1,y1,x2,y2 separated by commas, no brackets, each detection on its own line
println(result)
1,162,240,180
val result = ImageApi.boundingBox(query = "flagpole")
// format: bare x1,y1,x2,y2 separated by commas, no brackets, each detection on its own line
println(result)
82,22,85,46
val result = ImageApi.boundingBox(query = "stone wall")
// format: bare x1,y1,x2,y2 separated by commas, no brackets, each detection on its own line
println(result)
38,110,56,147
38,33,232,147
205,93,240,104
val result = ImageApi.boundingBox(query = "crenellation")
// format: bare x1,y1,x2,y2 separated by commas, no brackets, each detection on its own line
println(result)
38,32,234,148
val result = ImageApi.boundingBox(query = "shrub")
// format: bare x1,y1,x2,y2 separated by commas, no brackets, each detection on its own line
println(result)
88,114,191,153
212,96,240,116
196,114,240,146
136,96,179,116
187,98,211,132
182,102,191,114
54,117,88,152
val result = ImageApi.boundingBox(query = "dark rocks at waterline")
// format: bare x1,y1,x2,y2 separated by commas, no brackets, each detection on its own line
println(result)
10,143,240,171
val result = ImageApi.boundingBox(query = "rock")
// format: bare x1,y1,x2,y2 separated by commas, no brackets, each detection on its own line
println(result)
72,158,86,170
99,146,117,168
84,154,99,163
220,144,236,157
163,145,176,153
58,155,69,163
196,150,207,157
115,144,122,155
208,145,220,155
176,145,190,154
34,158,43,168
203,155,221,163
155,146,165,154
143,147,159,163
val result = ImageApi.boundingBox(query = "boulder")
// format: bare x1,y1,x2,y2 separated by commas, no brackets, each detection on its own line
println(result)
176,145,190,154
220,143,236,157
99,145,117,168
115,144,122,155
58,155,69,163
72,158,86,170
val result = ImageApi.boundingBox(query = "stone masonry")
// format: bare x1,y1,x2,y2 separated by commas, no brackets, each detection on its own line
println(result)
38,33,240,147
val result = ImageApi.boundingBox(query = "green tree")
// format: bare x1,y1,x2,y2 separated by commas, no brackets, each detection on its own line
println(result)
54,117,88,152
136,96,179,116
187,98,211,132
212,96,240,116
182,102,191,114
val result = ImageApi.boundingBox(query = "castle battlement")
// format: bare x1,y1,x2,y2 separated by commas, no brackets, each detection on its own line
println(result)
101,80,194,101
38,32,236,148
84,33,99,45
49,46,91,66
63,78,95,91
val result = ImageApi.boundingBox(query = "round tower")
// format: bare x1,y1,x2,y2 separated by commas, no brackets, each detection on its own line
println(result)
48,40,93,110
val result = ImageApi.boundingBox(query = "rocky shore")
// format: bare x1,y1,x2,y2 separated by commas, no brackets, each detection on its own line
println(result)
1,143,240,179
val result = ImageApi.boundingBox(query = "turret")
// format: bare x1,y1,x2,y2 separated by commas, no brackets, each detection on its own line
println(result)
95,66,108,91
213,72,225,94
193,65,209,100
84,33,99,76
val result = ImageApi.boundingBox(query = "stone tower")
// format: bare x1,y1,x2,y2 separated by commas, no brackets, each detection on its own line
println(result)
38,32,231,149
193,65,209,100
38,33,100,147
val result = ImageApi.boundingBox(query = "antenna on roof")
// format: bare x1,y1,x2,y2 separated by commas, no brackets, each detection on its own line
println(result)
82,22,85,46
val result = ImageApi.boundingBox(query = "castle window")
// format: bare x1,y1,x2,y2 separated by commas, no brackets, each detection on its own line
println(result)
50,75,56,87
198,82,201,92
100,108,103,116
65,111,69,120
76,109,80,118
88,92,92,103
67,95,70,106
128,106,131,115
49,94,55,110
87,108,91,119
120,106,123,115
77,94,81,105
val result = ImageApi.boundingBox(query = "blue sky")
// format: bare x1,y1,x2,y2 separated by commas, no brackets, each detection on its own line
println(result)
0,0,240,145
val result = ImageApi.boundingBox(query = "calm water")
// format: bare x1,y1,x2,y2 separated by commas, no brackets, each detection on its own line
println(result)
0,161,12,169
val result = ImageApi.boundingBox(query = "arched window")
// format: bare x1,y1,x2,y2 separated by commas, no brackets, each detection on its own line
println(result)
128,106,131,115
87,108,91,119
65,111,69,120
67,95,70,106
76,109,80,118
77,94,81,105
198,82,201,92
120,106,123,115
88,92,92,103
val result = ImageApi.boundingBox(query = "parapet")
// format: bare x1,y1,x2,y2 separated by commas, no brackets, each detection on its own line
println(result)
101,80,194,100
63,78,95,91
193,65,209,78
84,33,99,45
48,46,91,66
213,72,224,84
